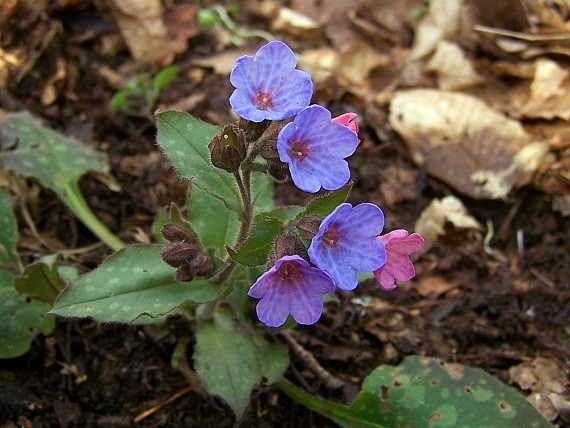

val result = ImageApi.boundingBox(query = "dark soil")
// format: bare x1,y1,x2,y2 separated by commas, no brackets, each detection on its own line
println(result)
1,1,569,427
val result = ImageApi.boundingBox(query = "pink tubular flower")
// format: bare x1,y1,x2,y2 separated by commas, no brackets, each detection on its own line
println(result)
373,230,424,291
332,113,360,145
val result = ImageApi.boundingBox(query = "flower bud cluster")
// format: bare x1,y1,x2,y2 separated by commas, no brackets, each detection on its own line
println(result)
160,224,213,282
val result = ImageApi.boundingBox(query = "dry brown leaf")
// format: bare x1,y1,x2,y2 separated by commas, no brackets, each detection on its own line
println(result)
389,89,550,199
414,274,457,297
336,39,390,96
271,7,322,40
509,357,570,422
290,0,361,47
192,49,255,76
414,196,481,249
41,57,67,106
476,59,570,120
109,0,173,65
409,0,474,60
523,0,570,32
425,41,483,90
298,48,339,88
379,166,418,208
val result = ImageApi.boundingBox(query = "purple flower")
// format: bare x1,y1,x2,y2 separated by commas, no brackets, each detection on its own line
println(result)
308,203,386,291
248,255,335,328
277,105,358,193
373,230,424,291
229,41,313,122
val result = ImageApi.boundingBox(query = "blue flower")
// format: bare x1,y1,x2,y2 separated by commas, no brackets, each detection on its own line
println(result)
277,105,358,193
229,41,313,122
308,203,386,291
248,255,335,328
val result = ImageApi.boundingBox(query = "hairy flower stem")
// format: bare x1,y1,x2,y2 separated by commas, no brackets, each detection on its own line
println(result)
210,169,253,287
280,332,346,390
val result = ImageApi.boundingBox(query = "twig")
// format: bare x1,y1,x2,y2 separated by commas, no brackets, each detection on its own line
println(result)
473,24,570,42
280,332,346,390
133,385,193,423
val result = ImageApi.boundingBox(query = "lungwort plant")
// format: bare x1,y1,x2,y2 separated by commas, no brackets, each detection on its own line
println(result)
1,41,551,427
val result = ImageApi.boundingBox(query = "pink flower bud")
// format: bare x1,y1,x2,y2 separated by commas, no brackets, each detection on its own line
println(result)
332,113,360,145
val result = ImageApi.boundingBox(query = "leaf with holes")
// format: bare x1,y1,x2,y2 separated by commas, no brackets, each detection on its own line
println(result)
0,112,109,193
15,254,78,304
0,112,123,251
50,245,219,323
0,269,55,359
0,187,20,270
279,356,552,428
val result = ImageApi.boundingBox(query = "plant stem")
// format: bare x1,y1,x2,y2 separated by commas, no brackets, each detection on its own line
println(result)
59,182,125,252
211,169,253,285
276,378,380,426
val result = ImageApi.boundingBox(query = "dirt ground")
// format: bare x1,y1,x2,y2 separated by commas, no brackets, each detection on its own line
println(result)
1,0,569,427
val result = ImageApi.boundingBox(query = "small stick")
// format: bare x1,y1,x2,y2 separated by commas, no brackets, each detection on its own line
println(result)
280,332,345,390
473,24,570,42
133,385,193,423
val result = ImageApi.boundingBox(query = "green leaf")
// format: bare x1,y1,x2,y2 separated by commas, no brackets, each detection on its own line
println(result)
188,185,239,255
0,112,109,194
257,206,303,222
0,268,55,359
194,307,287,418
50,245,219,323
227,216,282,267
14,254,69,304
109,92,128,113
156,110,242,214
250,170,274,215
0,187,20,270
151,206,169,243
252,336,289,385
296,183,352,220
225,264,260,320
0,112,124,251
278,356,552,428
153,65,178,91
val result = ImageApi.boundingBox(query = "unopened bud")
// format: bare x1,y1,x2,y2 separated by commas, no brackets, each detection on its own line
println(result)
191,252,213,276
296,215,322,242
161,223,196,244
259,139,279,160
160,241,199,267
209,124,247,172
266,160,289,182
175,264,195,282
239,118,270,142
269,235,297,265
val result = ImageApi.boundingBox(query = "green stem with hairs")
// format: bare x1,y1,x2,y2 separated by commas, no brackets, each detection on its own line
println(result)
59,182,126,252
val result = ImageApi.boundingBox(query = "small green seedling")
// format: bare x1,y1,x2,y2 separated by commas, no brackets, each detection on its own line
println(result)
109,65,178,117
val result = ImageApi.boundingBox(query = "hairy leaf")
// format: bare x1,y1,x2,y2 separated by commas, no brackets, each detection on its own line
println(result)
279,356,552,428
0,187,20,270
156,110,242,213
195,307,288,418
50,245,219,323
0,269,55,359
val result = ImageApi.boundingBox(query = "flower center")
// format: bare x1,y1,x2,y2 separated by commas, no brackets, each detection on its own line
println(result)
278,262,298,281
322,227,340,249
252,92,274,110
290,140,308,160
